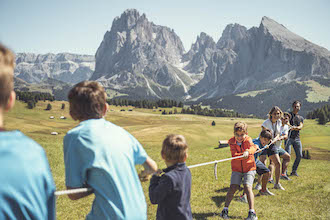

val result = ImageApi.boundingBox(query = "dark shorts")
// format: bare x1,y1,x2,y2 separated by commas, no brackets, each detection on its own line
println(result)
255,159,270,175
266,144,279,156
278,148,288,156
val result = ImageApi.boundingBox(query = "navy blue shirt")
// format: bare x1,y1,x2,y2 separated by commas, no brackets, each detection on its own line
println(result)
149,163,192,220
289,112,304,139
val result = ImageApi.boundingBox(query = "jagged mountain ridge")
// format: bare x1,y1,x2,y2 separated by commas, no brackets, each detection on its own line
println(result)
91,9,194,99
14,9,330,114
91,10,330,102
189,16,330,100
15,53,95,84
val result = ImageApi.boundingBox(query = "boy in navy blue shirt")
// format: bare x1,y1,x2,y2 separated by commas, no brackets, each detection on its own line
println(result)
149,134,192,220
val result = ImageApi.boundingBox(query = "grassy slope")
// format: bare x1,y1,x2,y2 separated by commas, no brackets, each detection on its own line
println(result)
4,101,330,219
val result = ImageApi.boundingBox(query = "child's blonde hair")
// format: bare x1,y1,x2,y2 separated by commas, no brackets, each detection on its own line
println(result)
161,134,188,163
0,44,15,108
234,122,248,133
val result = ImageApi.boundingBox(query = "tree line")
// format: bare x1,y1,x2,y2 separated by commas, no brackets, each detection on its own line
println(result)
15,90,55,109
107,99,184,109
306,104,330,125
181,105,256,118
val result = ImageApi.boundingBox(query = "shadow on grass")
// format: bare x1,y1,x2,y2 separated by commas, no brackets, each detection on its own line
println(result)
192,212,218,220
211,195,226,207
215,187,244,193
192,210,241,220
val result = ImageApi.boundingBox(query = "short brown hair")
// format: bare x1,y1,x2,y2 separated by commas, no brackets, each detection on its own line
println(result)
268,106,283,120
292,100,301,107
0,44,15,107
161,134,188,163
234,122,248,133
260,129,272,140
68,81,107,121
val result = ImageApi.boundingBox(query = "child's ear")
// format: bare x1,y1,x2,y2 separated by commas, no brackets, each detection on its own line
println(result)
103,103,108,116
5,91,15,112
184,152,188,162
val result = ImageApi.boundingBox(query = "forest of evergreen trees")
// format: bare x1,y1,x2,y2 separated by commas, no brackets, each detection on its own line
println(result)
107,98,255,118
181,105,256,118
107,99,184,109
306,104,330,125
15,90,55,109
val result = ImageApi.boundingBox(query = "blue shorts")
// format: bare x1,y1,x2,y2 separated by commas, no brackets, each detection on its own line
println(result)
278,148,287,156
255,159,270,176
266,144,279,156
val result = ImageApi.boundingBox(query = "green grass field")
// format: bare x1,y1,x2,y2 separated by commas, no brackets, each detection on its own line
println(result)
4,101,330,219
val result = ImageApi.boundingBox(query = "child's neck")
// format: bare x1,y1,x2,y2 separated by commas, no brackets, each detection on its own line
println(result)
165,160,182,167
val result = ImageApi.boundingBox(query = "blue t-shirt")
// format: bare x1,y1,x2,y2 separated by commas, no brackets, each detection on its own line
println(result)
0,130,56,220
253,137,266,161
64,118,148,220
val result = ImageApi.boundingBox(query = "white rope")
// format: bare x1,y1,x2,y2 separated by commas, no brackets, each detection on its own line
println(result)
55,187,92,196
55,139,277,196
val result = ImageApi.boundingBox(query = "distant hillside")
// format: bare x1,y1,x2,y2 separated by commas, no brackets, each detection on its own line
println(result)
200,79,330,118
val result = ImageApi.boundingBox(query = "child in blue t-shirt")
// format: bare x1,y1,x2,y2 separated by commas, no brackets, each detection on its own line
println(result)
0,43,56,219
149,134,192,220
64,81,158,220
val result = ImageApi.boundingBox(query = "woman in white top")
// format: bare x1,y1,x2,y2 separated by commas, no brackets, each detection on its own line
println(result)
260,106,286,190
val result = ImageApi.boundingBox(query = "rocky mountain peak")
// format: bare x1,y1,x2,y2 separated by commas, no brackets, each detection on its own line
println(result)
111,9,148,32
217,23,248,50
91,9,191,99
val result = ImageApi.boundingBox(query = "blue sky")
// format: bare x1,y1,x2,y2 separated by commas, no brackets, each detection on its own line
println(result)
1,0,329,55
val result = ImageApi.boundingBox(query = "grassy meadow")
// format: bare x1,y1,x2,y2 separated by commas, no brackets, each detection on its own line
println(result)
4,101,330,219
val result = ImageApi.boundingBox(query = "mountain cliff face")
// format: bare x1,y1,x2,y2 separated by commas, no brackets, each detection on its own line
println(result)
182,32,217,74
91,11,330,102
91,9,194,99
190,16,330,100
14,10,330,114
15,53,95,84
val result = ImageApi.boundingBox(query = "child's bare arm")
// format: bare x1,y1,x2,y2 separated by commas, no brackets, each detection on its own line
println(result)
139,157,158,181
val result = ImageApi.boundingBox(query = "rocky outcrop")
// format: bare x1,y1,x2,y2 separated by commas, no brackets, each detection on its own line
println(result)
190,16,330,100
15,53,95,84
91,9,194,99
182,32,216,74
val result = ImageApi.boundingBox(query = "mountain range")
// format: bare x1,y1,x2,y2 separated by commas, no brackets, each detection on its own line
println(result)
14,9,330,117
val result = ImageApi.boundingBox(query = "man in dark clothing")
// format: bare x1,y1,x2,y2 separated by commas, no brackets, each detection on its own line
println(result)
149,134,192,220
285,101,304,176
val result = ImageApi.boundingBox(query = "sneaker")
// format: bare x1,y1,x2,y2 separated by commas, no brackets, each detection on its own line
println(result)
239,194,248,203
280,174,292,181
246,211,258,220
290,172,299,177
268,178,274,184
258,188,275,196
220,209,229,219
274,183,285,190
254,183,262,191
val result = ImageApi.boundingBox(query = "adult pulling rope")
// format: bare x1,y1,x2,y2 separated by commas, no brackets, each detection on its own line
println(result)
55,138,278,196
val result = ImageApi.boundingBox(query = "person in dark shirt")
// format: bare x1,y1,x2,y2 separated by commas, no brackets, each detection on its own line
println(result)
149,134,192,220
285,101,304,176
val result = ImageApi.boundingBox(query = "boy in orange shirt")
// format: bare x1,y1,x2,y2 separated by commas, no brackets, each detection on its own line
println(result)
220,122,258,220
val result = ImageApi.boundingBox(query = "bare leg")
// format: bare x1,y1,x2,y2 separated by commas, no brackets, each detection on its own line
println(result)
281,153,291,174
269,154,281,184
244,184,254,210
261,172,270,191
224,184,239,207
268,159,274,180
